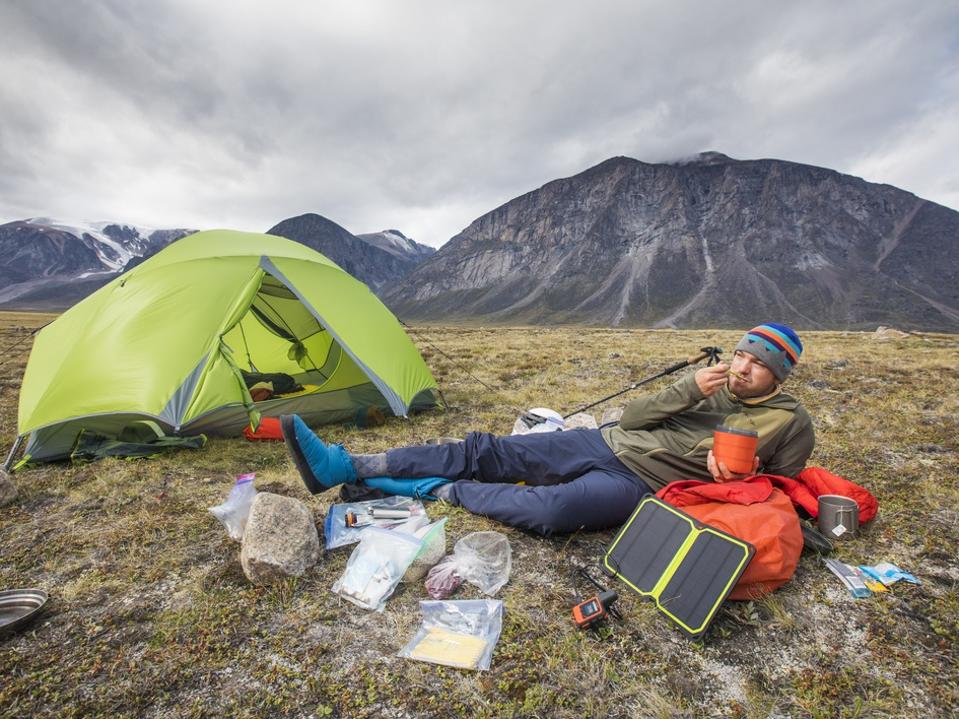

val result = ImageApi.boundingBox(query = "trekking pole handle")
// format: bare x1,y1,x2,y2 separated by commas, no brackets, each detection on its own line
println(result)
660,346,722,375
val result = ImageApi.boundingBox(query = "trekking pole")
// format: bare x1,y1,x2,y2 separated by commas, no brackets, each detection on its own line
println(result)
562,346,723,419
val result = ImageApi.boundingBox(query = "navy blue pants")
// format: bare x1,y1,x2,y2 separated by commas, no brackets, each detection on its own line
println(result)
385,429,650,536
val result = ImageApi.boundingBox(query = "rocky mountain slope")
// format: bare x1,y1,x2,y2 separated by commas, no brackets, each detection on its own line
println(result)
0,219,194,309
267,214,433,291
384,153,959,331
0,215,433,310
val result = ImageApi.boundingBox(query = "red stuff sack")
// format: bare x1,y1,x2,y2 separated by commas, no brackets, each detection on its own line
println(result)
657,477,803,600
243,417,284,442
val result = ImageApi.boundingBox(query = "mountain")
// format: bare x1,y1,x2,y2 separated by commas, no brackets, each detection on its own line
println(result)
383,153,959,331
0,219,195,309
356,229,435,262
267,214,433,291
0,214,432,311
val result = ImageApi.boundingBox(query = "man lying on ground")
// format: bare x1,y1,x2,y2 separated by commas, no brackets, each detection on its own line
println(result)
281,323,814,536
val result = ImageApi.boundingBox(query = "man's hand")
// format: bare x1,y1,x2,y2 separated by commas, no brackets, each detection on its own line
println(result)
695,362,730,397
707,450,760,482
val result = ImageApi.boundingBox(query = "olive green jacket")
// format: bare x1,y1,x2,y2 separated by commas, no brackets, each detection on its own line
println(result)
601,371,815,491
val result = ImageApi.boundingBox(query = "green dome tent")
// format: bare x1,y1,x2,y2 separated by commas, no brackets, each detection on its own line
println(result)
12,229,440,466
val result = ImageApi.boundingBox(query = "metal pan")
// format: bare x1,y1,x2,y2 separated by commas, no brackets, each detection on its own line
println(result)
0,588,48,637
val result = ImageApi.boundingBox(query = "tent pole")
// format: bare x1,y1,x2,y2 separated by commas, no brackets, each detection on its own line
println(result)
3,435,25,472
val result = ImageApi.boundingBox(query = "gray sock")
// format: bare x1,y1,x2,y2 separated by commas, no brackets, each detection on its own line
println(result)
350,452,388,478
432,482,455,502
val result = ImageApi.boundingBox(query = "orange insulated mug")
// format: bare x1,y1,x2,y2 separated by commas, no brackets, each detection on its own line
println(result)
712,426,759,475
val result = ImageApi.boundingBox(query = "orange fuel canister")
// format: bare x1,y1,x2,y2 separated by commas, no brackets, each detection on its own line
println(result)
712,426,759,475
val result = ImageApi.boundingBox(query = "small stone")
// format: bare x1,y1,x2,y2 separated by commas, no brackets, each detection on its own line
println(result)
807,379,830,390
0,471,17,507
600,406,625,426
827,359,848,369
608,352,622,359
240,493,320,586
873,326,909,340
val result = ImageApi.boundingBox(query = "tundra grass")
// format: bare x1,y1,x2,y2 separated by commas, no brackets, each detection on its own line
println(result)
1,317,957,718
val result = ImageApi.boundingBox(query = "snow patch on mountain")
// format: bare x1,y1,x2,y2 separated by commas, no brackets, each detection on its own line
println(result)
23,217,191,272
356,229,435,260
27,218,148,270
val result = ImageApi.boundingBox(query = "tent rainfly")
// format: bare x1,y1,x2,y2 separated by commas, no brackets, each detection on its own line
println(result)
11,230,440,466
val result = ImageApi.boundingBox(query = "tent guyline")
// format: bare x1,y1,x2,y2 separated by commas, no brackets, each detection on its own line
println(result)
0,322,52,372
398,319,500,393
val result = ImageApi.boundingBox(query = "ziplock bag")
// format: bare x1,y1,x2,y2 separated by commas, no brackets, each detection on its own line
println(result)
332,527,421,611
398,599,504,670
426,531,512,599
208,473,257,541
324,496,426,549
403,518,448,583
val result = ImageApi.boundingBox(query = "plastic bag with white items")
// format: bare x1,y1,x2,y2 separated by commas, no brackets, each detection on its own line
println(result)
324,496,428,550
208,473,257,541
333,527,421,611
398,599,504,670
425,531,512,599
332,526,422,611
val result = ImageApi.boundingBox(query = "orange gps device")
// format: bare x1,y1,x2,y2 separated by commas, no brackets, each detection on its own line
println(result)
572,590,619,629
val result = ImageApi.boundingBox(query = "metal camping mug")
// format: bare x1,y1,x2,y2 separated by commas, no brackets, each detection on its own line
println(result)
817,495,859,539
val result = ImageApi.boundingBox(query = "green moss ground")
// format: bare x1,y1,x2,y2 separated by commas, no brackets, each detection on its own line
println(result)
1,318,957,718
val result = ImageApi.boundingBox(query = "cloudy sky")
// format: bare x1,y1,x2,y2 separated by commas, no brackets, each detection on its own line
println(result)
1,1,957,247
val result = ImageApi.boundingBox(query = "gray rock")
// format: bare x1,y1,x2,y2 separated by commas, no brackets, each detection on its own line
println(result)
0,470,17,507
240,493,320,586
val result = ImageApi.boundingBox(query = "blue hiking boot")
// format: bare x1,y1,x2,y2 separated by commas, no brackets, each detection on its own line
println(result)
280,415,356,494
362,476,452,501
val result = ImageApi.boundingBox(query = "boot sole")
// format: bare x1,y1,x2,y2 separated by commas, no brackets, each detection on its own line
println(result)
280,415,324,495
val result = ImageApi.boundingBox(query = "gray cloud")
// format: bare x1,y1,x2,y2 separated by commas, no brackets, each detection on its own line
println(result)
1,0,957,246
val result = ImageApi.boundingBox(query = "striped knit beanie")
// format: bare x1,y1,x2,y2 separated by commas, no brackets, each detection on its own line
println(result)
735,323,803,382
